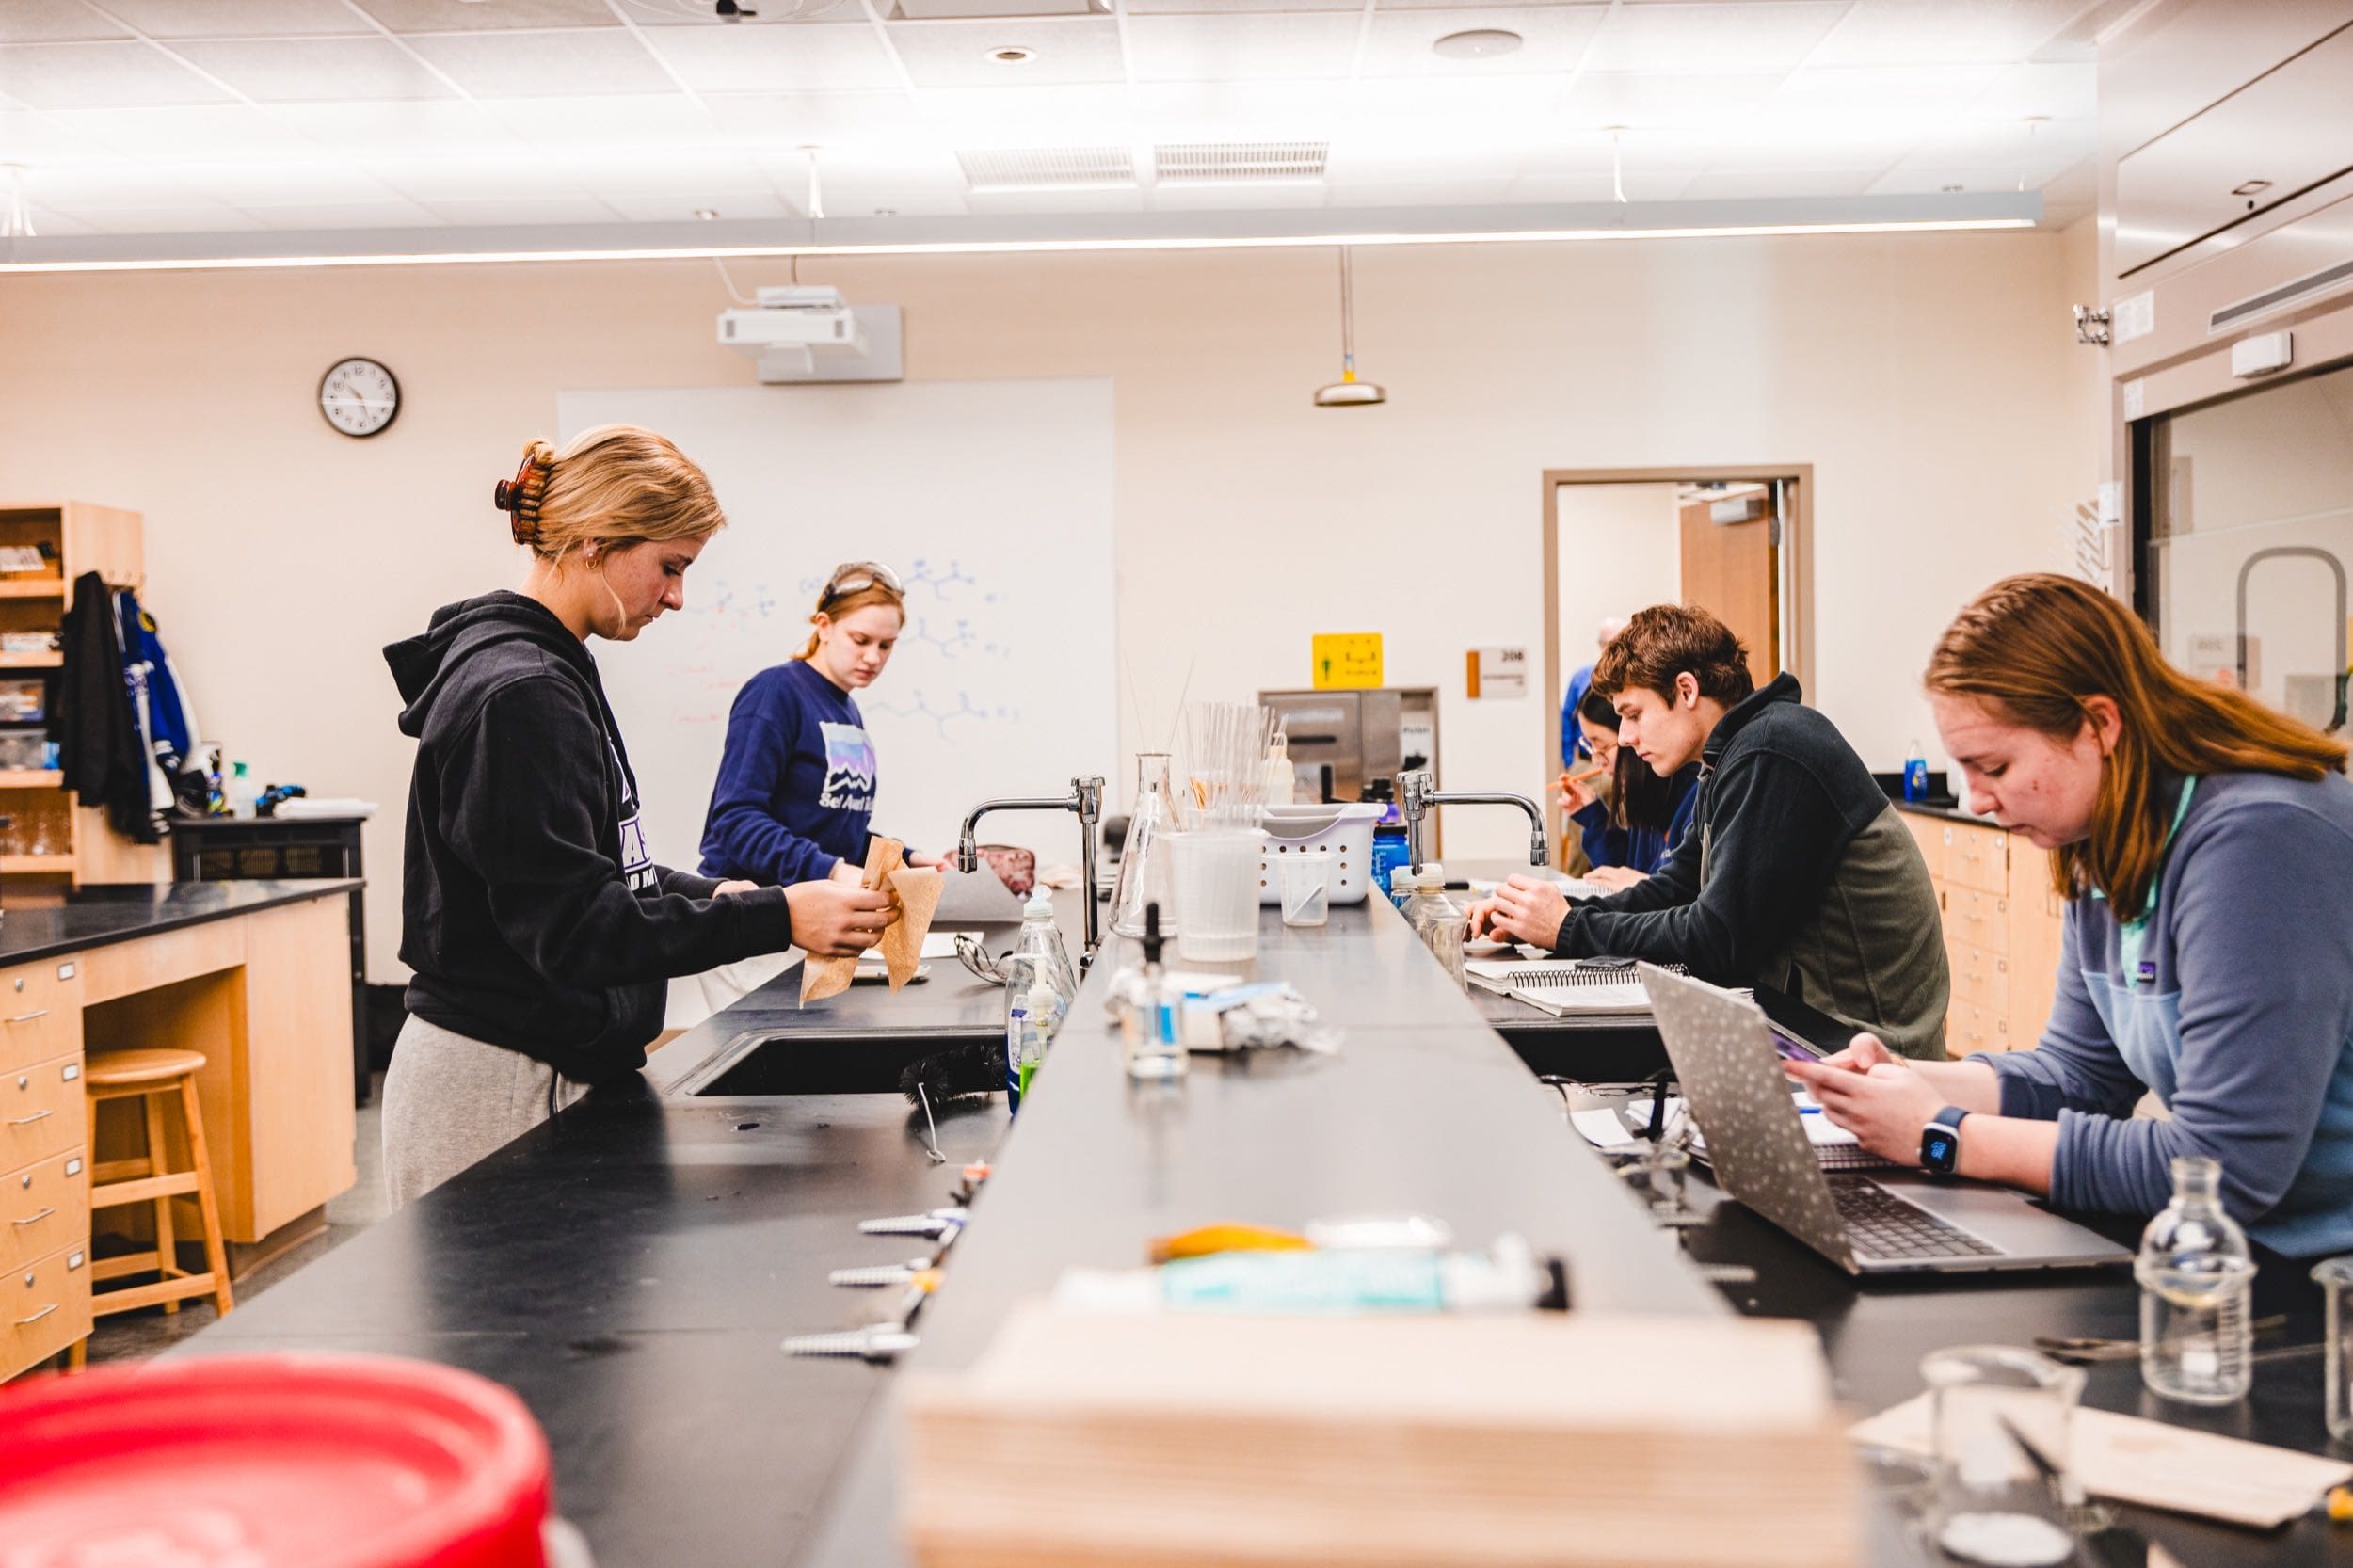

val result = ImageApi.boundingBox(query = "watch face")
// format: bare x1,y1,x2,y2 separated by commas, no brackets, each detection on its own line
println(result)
1922,1128,1959,1174
319,357,399,438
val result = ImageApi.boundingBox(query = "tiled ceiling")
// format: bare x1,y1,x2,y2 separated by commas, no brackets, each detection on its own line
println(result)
0,0,2111,249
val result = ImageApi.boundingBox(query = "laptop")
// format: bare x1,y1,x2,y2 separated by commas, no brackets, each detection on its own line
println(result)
1638,964,2132,1275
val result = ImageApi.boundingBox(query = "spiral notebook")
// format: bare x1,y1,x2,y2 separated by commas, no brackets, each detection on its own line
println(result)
1465,959,1691,1018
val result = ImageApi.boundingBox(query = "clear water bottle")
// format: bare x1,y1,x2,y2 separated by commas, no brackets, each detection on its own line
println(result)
2135,1156,2256,1406
1009,888,1079,1029
1902,739,1929,804
1402,870,1467,989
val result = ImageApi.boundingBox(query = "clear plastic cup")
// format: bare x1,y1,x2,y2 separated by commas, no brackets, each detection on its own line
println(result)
1921,1345,2084,1568
2313,1256,2353,1442
1165,829,1266,962
1277,851,1333,927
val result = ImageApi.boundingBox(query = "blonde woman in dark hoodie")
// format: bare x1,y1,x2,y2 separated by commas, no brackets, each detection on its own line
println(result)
381,426,889,1206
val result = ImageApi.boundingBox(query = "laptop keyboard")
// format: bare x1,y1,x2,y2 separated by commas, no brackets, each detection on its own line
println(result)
1828,1178,2003,1260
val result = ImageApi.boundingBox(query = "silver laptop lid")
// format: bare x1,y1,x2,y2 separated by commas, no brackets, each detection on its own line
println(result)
1638,963,1857,1273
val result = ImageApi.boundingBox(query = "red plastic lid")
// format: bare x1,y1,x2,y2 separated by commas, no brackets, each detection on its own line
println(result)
0,1352,552,1568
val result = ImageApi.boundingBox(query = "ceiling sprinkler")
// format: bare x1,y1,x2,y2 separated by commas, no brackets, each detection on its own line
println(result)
716,0,759,17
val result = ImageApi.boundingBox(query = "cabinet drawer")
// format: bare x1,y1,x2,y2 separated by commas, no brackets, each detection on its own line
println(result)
1948,1000,2013,1057
1942,824,2009,896
0,1055,85,1176
1944,888,2010,955
1945,943,2011,1020
2,1238,89,1379
1901,812,1945,883
0,1146,87,1278
0,959,82,1076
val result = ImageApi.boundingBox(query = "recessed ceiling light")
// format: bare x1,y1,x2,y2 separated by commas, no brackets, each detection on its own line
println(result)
1432,28,1521,59
989,45,1034,63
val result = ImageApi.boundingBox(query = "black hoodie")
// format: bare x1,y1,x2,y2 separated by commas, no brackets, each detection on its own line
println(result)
386,592,795,1082
1548,673,1949,1058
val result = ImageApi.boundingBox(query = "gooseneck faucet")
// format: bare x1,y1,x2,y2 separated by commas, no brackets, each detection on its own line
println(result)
955,775,1106,960
1397,769,1548,873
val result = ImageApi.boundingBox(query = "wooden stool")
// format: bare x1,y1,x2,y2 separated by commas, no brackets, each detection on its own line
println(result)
84,1048,233,1324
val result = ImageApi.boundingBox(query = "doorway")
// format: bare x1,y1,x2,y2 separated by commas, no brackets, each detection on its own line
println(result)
1540,466,1815,856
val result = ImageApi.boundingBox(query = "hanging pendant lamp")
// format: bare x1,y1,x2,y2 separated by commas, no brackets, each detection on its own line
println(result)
1312,247,1385,407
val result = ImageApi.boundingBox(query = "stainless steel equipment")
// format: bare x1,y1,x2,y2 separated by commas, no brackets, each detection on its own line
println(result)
954,776,1105,960
1258,686,1439,804
1397,768,1546,872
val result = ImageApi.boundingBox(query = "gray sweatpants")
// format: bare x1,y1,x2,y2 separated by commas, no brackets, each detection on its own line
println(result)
381,1014,593,1208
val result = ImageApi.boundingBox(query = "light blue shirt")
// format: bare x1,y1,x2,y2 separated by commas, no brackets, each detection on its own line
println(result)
1980,769,2353,1256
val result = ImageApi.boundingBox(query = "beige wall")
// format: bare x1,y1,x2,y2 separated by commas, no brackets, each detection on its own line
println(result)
0,225,2090,982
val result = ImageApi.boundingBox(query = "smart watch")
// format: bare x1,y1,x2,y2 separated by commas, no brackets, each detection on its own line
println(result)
1919,1106,1970,1178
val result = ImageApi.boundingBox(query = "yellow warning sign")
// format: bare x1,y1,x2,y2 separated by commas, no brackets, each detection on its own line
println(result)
1311,632,1384,691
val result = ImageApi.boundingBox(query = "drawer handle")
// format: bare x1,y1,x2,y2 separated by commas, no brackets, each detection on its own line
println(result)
14,1304,56,1326
10,1208,54,1226
4,1010,47,1024
6,1111,51,1127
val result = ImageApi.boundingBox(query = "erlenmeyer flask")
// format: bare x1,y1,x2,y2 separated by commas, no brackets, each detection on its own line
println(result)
1111,752,1180,937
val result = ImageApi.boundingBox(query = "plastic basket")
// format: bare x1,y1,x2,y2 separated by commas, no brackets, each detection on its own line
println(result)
1257,803,1385,906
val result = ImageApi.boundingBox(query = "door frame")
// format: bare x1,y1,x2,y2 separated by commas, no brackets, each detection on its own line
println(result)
1539,464,1816,842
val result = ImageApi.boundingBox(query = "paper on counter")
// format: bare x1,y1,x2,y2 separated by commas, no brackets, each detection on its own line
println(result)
1849,1392,2351,1530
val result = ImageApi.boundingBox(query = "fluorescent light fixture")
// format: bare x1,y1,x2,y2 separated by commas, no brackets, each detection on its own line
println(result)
0,198,2039,274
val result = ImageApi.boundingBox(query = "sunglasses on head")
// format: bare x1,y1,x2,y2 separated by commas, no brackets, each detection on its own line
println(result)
824,561,903,599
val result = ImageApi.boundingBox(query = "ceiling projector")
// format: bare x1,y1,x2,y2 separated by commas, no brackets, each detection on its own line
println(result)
717,285,904,384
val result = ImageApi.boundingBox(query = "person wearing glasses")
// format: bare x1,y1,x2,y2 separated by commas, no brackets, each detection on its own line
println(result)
698,560,940,889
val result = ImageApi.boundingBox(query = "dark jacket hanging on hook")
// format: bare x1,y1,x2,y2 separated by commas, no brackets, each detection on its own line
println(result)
50,569,161,842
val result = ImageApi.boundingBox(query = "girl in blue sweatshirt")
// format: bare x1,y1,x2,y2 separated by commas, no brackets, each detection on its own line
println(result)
1791,574,2353,1257
698,563,936,887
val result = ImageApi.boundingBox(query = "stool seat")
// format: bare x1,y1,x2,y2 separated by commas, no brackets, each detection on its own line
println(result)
85,1048,210,1087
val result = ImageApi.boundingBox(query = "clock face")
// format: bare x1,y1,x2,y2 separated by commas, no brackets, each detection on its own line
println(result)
319,357,400,438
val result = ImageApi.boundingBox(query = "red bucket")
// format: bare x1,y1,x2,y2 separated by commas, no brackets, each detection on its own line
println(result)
0,1352,569,1568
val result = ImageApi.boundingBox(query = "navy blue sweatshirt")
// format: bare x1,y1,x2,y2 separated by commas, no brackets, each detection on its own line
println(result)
699,658,878,886
386,593,796,1083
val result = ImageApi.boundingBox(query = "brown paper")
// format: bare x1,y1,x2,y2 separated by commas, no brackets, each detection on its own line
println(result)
882,868,944,990
799,836,906,1004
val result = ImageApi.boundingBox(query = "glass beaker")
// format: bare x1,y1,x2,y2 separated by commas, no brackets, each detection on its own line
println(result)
2314,1256,2353,1443
1165,828,1265,963
1110,752,1180,939
1921,1345,2084,1568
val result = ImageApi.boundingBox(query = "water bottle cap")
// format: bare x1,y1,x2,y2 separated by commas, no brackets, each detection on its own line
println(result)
1023,887,1053,920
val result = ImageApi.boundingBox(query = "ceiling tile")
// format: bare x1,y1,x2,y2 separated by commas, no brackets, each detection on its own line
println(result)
168,162,408,206
100,1,376,39
407,28,677,96
1502,168,1695,201
566,147,777,192
1326,176,1514,206
0,2,128,44
1358,6,1605,77
0,106,113,157
965,184,1146,213
887,16,1128,88
1581,2,1846,73
619,0,869,21
486,92,719,144
77,202,263,232
1961,61,2094,122
1145,180,1330,209
351,0,625,31
1864,159,2078,197
364,153,589,201
43,104,296,157
269,98,514,151
1558,71,1784,127
1678,166,1881,199
1900,114,2091,170
704,88,924,140
1772,63,2003,117
0,41,234,109
639,24,904,91
417,193,628,223
169,38,463,102
1122,0,1361,13
812,180,967,217
1379,0,1606,10
246,199,441,228
596,188,794,220
20,204,100,235
1807,0,2089,68
1121,78,1350,125
1124,12,1363,83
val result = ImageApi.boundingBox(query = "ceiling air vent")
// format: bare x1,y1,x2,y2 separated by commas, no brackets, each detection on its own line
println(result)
2210,253,2353,334
1152,141,1328,185
958,146,1136,193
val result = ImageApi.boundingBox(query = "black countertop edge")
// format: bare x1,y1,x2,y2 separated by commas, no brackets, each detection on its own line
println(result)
0,878,364,967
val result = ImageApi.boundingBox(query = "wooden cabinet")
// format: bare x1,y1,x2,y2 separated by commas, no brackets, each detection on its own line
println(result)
1901,808,2068,1059
0,501,170,889
0,954,87,1380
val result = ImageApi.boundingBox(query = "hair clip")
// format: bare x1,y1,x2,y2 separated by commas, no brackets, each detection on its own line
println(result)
494,452,552,544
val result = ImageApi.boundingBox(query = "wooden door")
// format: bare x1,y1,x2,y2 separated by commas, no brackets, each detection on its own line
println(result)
1678,490,1780,680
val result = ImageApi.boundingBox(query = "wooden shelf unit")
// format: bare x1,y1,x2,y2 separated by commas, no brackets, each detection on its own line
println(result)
1899,808,2067,1059
0,503,166,888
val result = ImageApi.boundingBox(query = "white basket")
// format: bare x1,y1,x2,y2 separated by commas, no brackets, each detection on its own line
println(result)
1257,803,1385,905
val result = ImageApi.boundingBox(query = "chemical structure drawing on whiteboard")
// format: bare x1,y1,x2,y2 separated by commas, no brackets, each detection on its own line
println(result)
864,689,1022,738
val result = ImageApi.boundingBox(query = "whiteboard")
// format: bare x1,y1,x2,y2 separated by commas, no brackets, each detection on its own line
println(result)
558,379,1117,877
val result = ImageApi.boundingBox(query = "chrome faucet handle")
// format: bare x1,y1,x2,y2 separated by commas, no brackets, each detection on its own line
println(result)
1399,769,1433,823
1073,775,1104,820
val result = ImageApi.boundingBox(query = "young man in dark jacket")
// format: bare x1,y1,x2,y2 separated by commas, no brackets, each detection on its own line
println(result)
1475,604,1949,1058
